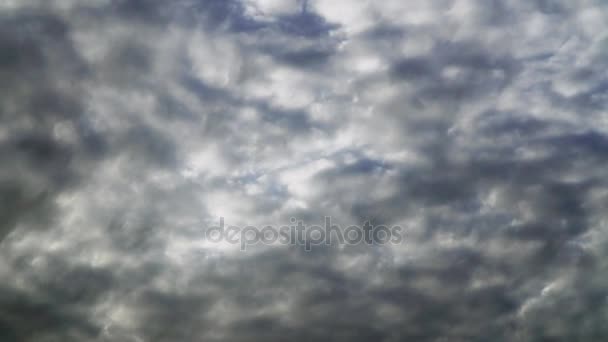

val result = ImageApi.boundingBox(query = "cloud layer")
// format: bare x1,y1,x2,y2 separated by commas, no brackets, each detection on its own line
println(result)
1,0,608,341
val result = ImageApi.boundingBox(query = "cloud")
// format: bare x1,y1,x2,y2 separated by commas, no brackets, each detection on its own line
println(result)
1,0,608,341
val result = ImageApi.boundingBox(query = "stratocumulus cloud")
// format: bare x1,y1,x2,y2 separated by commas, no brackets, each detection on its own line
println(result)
1,1,608,341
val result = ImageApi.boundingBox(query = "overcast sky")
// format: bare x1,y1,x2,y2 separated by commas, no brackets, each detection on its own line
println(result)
1,0,608,341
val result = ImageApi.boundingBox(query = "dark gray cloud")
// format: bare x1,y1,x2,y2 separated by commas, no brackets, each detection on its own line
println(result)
1,0,608,341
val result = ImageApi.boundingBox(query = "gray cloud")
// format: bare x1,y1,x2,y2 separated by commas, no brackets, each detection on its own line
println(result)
1,0,608,341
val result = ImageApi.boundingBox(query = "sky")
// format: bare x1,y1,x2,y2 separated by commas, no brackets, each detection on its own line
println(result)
1,0,608,341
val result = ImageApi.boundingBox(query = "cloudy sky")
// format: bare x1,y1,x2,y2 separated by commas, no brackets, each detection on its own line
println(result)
1,0,608,341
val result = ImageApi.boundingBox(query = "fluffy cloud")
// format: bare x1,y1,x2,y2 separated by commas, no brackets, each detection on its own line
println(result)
1,0,608,341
